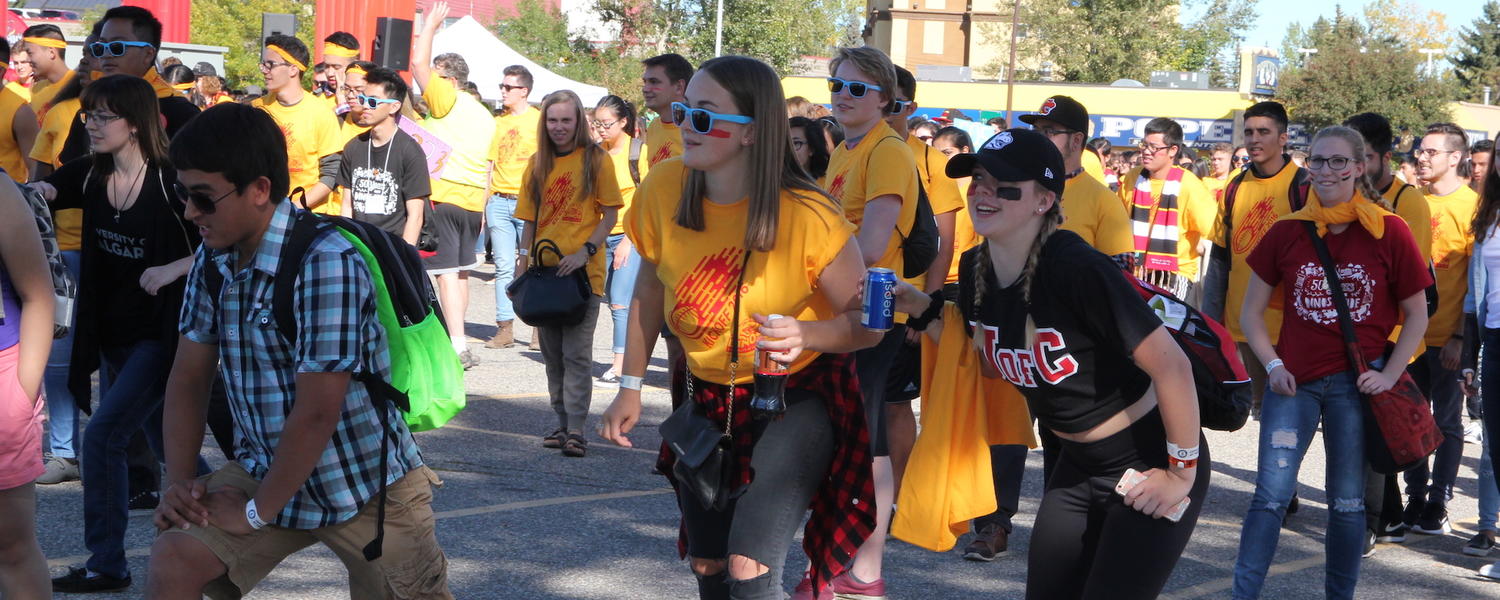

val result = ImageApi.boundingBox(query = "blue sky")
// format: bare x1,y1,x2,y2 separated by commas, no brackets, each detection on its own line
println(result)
1196,0,1485,52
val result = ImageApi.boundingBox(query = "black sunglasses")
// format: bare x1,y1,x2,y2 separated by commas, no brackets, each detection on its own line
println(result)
173,181,235,215
669,102,752,134
88,40,153,58
827,77,882,98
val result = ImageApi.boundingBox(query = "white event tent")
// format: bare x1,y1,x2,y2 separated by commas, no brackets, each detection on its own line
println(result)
430,16,610,106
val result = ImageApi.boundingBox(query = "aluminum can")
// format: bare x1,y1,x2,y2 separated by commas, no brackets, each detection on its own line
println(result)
862,268,897,332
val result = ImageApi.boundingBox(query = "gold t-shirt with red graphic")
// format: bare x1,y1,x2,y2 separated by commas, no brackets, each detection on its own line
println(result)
516,149,625,294
639,117,682,178
606,141,637,236
1221,161,1304,343
489,105,541,195
821,119,918,273
1425,184,1478,346
627,158,856,385
254,93,344,214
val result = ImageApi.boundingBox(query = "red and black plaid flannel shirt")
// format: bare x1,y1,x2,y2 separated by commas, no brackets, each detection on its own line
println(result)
658,352,875,594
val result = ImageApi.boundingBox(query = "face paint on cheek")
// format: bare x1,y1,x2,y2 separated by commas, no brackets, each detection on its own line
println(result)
1337,168,1353,182
706,128,732,139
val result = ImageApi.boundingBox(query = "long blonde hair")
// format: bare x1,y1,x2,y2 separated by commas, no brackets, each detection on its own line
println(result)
968,182,1063,350
674,56,837,252
527,90,603,213
1311,125,1392,210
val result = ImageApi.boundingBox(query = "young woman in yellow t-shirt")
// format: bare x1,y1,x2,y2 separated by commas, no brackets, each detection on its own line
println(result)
598,55,881,599
591,94,641,387
514,90,623,458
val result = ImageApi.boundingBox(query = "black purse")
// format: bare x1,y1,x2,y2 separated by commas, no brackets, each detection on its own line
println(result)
659,250,752,512
505,191,593,328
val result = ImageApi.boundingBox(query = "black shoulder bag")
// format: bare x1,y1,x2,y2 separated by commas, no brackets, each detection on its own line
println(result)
506,193,592,327
658,249,753,512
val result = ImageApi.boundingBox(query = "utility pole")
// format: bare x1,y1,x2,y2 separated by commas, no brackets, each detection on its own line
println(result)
1004,0,1020,122
715,0,724,57
1418,48,1443,76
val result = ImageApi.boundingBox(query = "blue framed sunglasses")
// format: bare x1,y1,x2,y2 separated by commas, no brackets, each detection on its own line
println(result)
355,94,399,110
827,77,882,98
670,101,753,134
88,40,153,58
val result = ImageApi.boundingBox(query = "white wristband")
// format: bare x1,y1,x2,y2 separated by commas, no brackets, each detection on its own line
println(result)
1265,358,1284,374
1167,442,1200,461
619,375,644,391
518,249,529,256
245,499,268,530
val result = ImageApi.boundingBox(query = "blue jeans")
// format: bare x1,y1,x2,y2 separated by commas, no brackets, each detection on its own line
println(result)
1233,370,1367,600
1480,434,1498,532
43,250,82,458
486,193,526,323
82,340,172,579
1403,347,1466,505
604,233,640,355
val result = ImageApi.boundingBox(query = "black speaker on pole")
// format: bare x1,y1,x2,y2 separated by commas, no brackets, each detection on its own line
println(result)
372,18,413,71
261,13,297,43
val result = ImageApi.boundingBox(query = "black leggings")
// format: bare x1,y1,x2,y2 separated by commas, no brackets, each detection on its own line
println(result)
1026,409,1210,600
679,389,834,600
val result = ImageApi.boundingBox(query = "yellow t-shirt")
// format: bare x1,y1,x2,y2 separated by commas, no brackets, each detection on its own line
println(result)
254,93,344,214
31,96,80,250
639,117,682,177
489,105,541,195
421,75,497,205
1063,174,1134,256
946,176,978,285
1116,167,1216,279
1081,149,1107,188
0,85,30,183
5,81,30,103
626,158,857,385
1203,175,1227,200
1384,182,1433,264
1221,160,1304,342
516,149,625,294
822,120,918,274
1425,184,1478,346
338,112,371,147
28,70,73,122
605,140,638,236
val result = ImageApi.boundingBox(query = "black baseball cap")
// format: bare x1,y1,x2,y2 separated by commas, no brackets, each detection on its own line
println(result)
1018,95,1089,134
946,128,1066,198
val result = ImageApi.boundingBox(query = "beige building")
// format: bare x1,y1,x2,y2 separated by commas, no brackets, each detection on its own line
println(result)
862,0,1024,80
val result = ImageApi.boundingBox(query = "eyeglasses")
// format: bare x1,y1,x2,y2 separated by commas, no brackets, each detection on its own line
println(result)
1037,127,1074,138
670,102,753,134
355,94,399,110
79,111,123,126
88,40,153,58
1415,147,1459,158
590,118,621,130
173,181,236,215
1138,142,1172,155
889,100,909,114
260,60,294,72
916,135,933,143
1233,154,1250,164
791,139,806,151
500,84,528,93
1306,155,1353,171
827,77,882,98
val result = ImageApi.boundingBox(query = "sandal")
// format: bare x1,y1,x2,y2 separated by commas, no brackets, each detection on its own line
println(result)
542,428,567,449
562,433,588,457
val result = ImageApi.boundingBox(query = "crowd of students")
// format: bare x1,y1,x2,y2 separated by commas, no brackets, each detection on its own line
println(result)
1,2,1500,599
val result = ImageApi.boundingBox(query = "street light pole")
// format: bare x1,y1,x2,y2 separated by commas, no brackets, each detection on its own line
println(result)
715,0,724,57
1004,0,1019,122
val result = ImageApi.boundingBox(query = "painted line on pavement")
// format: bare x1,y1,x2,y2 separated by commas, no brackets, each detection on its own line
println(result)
438,422,662,455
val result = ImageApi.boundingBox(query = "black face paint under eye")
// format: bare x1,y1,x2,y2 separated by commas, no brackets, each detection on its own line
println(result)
995,187,1024,201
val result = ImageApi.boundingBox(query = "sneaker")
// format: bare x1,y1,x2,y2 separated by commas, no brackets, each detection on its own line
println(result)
962,523,1009,561
791,575,833,600
128,491,159,516
1481,560,1500,581
1363,529,1376,558
52,567,132,593
1466,531,1497,557
459,350,480,370
36,455,80,485
1401,498,1426,527
1467,419,1485,444
594,370,620,388
1376,521,1409,544
1411,503,1451,535
829,571,886,600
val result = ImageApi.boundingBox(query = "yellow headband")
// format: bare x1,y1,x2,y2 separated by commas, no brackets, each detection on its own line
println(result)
173,82,194,90
323,43,358,58
267,44,307,72
0,63,9,71
346,65,367,78
24,36,67,49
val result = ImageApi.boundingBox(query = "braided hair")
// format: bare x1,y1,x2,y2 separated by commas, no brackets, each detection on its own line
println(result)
968,182,1064,350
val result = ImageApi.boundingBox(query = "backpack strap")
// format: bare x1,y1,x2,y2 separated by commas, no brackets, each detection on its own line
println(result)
1289,167,1310,212
627,136,644,185
270,209,335,344
1219,168,1252,249
1391,183,1413,210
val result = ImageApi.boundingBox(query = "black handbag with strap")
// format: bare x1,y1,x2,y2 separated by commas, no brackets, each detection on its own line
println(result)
505,192,592,327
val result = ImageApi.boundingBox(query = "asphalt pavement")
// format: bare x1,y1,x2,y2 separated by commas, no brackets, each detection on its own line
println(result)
33,272,1500,598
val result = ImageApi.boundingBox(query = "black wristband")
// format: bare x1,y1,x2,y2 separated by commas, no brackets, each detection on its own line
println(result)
905,291,946,332
584,241,599,256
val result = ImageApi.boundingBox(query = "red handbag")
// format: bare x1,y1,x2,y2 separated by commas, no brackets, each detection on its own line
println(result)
1304,222,1441,474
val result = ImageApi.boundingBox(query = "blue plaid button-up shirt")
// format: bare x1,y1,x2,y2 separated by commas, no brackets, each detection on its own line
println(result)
179,200,422,529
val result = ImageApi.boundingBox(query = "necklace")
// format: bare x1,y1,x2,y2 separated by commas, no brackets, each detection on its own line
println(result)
110,160,148,223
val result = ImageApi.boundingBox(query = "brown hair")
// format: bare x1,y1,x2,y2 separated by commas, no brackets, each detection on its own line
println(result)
828,46,897,113
674,56,838,252
81,74,171,173
527,90,603,214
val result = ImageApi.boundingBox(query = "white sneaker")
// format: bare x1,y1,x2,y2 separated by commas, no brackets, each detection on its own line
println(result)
593,370,620,388
1480,560,1500,581
1467,420,1485,444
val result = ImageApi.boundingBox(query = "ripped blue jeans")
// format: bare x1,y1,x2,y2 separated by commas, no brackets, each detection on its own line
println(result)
1233,368,1366,600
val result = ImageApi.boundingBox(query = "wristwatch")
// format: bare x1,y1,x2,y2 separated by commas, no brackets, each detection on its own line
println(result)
584,242,599,256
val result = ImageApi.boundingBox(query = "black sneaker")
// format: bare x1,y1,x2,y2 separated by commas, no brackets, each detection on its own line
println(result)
52,567,132,593
1466,531,1497,557
128,491,159,516
1401,498,1426,527
1376,520,1409,543
1363,529,1376,558
1411,503,1451,535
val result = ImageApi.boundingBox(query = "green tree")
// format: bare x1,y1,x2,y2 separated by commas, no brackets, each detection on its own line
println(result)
1277,12,1453,134
189,0,316,90
1171,0,1258,87
686,0,862,74
1452,0,1500,102
490,0,651,111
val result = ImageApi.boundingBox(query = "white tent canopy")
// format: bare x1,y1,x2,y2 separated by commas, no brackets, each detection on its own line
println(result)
431,16,610,106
